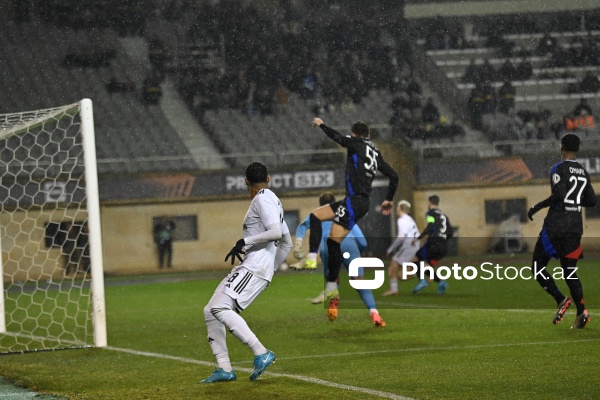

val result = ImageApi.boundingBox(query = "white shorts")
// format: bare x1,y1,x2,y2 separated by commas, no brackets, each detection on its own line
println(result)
392,240,420,265
212,266,269,312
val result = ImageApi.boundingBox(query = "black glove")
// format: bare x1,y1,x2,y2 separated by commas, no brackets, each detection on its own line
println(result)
527,207,538,221
225,238,246,265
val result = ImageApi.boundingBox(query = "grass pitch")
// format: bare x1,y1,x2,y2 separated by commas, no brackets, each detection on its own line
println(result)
1,255,600,399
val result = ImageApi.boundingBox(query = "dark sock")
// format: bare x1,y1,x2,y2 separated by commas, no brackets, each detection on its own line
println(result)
562,258,585,314
534,261,565,304
326,238,342,283
309,213,322,253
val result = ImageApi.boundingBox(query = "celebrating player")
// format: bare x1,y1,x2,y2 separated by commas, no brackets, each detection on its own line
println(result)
528,133,596,329
383,200,421,296
304,118,399,318
292,192,386,326
201,162,292,383
411,195,453,296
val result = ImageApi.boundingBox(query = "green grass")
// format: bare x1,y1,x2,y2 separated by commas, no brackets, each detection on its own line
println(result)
1,255,600,399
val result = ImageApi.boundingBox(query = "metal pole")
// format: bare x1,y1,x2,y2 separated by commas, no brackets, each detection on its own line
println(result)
80,99,107,347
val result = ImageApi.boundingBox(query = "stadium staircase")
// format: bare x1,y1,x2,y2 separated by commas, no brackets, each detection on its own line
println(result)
118,37,228,170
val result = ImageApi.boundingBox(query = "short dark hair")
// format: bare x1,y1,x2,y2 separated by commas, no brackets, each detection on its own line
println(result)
428,195,440,205
319,192,336,206
561,133,580,152
351,121,369,137
245,162,268,184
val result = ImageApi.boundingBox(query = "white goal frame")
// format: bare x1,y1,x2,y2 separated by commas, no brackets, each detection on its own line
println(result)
0,98,107,350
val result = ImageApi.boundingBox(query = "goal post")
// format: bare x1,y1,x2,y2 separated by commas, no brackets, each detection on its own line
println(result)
80,99,107,348
0,99,107,353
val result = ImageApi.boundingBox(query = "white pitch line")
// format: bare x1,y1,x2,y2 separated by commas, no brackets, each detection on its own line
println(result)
230,338,600,363
105,346,414,400
105,338,600,398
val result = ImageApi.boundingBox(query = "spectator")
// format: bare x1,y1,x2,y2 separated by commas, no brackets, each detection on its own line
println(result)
481,81,497,115
573,98,593,116
537,33,558,55
407,79,422,96
580,72,600,93
515,59,533,80
534,106,552,139
497,60,518,82
142,74,162,105
106,77,135,94
467,83,486,130
153,216,176,269
462,59,482,84
421,98,440,125
480,59,497,83
498,81,516,114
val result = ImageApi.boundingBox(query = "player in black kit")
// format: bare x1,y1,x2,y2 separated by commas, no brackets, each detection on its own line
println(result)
528,133,596,329
412,195,454,296
293,118,399,321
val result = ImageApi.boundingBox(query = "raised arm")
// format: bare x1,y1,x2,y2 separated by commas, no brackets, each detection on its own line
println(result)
378,159,399,215
313,118,353,147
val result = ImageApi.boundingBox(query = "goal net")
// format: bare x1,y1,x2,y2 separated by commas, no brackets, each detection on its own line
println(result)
0,99,106,354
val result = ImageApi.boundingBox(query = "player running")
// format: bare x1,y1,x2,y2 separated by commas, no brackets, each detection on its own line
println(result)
292,193,386,326
411,195,453,296
527,133,596,329
201,162,292,383
383,200,421,296
305,118,399,318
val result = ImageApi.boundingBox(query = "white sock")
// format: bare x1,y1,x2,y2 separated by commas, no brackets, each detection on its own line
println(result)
204,307,232,371
308,252,317,261
369,308,378,314
215,308,267,356
390,278,398,292
326,281,337,292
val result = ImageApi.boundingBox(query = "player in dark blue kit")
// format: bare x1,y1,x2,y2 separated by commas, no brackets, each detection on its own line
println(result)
528,133,596,329
412,195,454,296
303,118,399,318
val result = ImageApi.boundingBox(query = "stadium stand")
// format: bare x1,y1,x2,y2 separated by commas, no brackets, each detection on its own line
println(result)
422,19,600,156
142,1,481,164
0,17,206,175
4,3,600,167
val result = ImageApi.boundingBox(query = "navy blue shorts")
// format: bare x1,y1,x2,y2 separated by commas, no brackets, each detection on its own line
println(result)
416,242,447,266
534,226,582,260
329,196,370,231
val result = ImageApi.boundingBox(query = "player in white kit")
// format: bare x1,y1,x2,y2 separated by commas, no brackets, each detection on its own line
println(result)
201,162,292,383
383,200,420,296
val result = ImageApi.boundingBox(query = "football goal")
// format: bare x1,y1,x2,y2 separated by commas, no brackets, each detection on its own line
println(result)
0,99,106,354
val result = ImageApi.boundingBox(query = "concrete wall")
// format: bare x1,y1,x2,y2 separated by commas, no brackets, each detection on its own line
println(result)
99,194,335,275
4,180,600,281
1,193,343,281
412,181,600,255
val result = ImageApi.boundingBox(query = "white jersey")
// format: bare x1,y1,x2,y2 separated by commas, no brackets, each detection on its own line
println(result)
387,214,420,254
240,188,287,282
387,213,420,260
397,214,420,242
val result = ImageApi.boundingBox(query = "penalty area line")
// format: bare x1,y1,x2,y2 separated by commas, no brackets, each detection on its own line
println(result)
231,338,600,363
105,346,414,400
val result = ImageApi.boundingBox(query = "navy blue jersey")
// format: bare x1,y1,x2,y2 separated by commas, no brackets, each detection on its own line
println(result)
540,160,596,236
319,124,399,201
419,208,452,244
